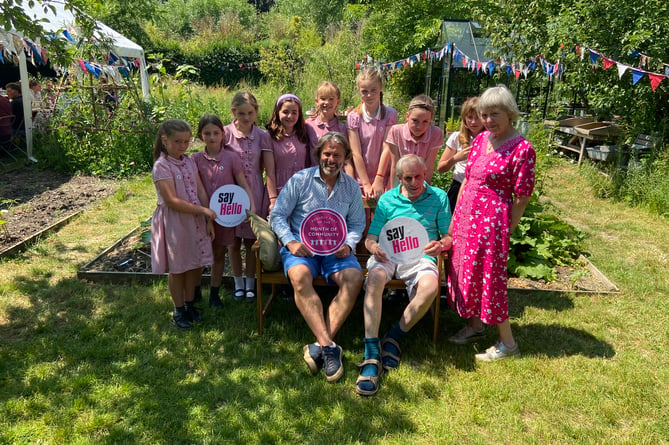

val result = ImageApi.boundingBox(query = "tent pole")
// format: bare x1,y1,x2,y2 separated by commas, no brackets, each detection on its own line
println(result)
138,54,150,100
18,49,36,162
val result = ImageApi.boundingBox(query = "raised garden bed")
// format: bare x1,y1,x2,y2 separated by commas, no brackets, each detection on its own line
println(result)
78,225,619,294
0,169,117,258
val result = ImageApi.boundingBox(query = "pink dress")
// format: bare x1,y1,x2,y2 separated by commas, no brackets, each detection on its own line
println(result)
193,150,244,246
267,133,309,191
224,123,269,239
347,105,398,188
151,153,213,274
385,123,444,165
306,115,347,164
448,131,536,324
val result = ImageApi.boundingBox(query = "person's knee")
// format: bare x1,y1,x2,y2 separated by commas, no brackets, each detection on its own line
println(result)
367,267,388,286
288,266,314,293
414,275,439,301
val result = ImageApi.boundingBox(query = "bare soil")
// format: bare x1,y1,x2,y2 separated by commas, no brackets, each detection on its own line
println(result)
0,167,117,253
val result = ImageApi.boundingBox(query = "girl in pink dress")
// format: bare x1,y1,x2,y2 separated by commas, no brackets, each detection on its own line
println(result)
305,81,347,164
265,93,310,208
193,115,256,308
151,119,216,329
224,92,275,301
347,68,398,200
382,94,444,188
447,85,536,361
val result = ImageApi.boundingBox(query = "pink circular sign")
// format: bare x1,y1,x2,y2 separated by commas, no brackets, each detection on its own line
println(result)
299,209,347,255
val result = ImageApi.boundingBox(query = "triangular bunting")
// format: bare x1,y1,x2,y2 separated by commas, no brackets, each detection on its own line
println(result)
589,50,600,64
602,57,615,69
631,68,645,85
617,62,628,79
648,73,665,91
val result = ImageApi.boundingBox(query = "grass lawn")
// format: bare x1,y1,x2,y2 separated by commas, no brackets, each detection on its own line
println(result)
1,160,668,444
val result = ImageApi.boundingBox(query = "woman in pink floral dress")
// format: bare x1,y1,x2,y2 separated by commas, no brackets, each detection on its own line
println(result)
447,85,536,362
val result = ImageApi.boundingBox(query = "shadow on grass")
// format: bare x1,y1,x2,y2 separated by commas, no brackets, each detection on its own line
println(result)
0,273,417,443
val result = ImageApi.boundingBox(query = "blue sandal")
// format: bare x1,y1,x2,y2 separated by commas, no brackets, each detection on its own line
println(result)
380,337,401,370
233,289,245,301
355,358,383,396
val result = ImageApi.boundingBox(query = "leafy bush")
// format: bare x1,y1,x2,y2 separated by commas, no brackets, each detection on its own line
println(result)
508,196,585,281
35,85,157,177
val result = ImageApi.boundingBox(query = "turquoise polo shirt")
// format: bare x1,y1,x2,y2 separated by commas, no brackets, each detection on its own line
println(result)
368,182,451,262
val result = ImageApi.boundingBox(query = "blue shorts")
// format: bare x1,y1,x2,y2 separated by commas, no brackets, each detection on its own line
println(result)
280,246,361,285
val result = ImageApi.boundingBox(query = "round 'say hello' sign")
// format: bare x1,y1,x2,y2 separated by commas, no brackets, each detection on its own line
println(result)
209,184,250,227
378,216,429,264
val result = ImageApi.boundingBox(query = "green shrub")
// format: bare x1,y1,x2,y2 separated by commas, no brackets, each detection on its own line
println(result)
508,195,585,281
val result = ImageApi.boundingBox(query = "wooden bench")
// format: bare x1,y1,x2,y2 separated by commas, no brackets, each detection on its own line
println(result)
254,243,444,343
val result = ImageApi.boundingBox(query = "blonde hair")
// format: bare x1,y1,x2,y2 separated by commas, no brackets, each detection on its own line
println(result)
354,67,386,119
458,97,479,148
407,94,435,115
316,81,341,100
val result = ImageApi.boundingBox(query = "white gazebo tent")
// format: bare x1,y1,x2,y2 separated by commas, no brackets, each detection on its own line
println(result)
0,1,150,161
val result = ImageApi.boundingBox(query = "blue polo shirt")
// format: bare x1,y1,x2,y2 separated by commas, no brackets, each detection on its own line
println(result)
368,182,451,262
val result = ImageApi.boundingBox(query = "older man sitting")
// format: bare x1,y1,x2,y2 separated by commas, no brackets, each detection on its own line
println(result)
356,154,452,396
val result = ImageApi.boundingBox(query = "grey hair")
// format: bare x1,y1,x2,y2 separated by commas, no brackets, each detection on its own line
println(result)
396,154,426,177
313,131,351,161
477,85,520,122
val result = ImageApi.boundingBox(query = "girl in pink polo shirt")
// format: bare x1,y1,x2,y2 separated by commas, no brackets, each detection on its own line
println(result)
306,81,347,162
224,91,275,301
381,94,444,188
347,68,398,200
193,114,256,308
265,93,310,209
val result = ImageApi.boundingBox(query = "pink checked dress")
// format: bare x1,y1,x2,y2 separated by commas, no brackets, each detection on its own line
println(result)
268,133,309,191
151,153,213,274
193,149,243,246
306,115,347,164
224,123,269,239
448,131,536,324
347,105,398,188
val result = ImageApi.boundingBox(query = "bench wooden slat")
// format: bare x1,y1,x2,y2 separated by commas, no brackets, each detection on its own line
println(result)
254,242,442,343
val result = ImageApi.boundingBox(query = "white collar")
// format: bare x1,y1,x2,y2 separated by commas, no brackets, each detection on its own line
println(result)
361,103,381,123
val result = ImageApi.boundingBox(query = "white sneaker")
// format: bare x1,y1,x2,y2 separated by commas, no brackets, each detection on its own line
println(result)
448,325,485,344
475,341,520,362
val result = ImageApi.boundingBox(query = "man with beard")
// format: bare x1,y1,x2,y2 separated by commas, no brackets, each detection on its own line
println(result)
270,131,365,383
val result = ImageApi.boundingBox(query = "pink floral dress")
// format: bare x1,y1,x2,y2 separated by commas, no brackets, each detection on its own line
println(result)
448,131,536,324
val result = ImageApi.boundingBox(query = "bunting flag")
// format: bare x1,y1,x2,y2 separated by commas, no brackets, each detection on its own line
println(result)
356,42,563,80
648,73,664,91
588,47,666,92
617,62,628,79
1,26,145,86
220,61,259,71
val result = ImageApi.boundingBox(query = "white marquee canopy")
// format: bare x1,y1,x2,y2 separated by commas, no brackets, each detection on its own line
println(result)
1,0,150,160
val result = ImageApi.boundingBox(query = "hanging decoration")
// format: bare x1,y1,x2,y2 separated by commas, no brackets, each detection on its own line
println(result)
356,42,563,80
219,61,259,72
0,26,143,84
587,48,666,92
